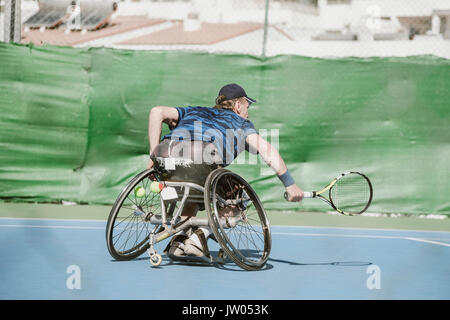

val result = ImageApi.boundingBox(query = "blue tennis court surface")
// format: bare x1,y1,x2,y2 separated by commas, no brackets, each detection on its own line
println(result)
1,217,449,300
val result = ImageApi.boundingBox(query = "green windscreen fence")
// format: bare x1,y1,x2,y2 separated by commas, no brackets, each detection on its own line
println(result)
1,43,449,215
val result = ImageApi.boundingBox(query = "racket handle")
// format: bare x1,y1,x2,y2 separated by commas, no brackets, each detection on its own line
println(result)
284,191,315,200
303,191,314,198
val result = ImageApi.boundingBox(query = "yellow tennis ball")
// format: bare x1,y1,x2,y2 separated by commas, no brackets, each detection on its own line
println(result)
134,186,146,198
150,181,163,193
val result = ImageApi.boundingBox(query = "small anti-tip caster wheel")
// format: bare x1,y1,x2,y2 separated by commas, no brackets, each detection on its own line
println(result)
150,253,162,267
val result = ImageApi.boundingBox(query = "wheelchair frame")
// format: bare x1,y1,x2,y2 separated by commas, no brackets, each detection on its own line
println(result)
106,167,271,271
145,180,244,266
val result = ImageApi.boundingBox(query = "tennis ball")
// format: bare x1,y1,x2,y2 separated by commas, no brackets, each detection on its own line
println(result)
150,181,163,193
134,186,146,198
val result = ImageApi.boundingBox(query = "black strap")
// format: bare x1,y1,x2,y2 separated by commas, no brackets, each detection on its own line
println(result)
163,234,188,254
194,229,211,258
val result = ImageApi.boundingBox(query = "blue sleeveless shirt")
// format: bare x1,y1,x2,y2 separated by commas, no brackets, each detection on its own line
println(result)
162,106,258,165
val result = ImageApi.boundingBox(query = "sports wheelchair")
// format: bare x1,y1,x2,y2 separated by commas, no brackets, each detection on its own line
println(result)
106,158,272,271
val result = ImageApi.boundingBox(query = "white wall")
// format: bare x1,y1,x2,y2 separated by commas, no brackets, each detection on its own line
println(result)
317,0,450,32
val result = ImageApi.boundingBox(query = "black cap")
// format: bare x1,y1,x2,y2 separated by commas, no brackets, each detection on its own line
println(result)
218,83,256,104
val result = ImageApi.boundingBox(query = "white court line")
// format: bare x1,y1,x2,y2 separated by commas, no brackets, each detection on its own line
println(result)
0,224,104,230
405,237,450,247
0,217,107,223
273,232,402,240
1,223,450,247
1,217,449,235
271,224,450,235
272,232,450,248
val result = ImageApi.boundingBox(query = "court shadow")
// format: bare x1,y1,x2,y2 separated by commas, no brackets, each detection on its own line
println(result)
213,249,274,272
157,250,249,270
110,257,149,262
215,261,274,272
111,254,371,269
110,255,217,269
111,250,274,271
268,257,373,267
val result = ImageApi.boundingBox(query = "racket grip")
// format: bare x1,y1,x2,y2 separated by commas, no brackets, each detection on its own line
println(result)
303,191,314,198
284,191,314,200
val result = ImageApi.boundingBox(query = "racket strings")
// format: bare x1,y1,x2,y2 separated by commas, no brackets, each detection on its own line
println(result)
331,174,371,214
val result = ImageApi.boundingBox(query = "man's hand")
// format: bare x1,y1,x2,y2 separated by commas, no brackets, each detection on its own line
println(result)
147,158,154,170
285,184,304,202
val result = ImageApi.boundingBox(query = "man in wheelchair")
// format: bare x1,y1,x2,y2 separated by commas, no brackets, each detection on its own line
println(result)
146,84,304,261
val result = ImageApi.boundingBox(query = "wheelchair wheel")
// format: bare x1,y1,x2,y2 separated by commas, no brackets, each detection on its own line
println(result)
106,169,162,261
204,169,271,271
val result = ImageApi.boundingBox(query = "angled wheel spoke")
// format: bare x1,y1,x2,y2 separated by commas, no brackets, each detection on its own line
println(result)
107,171,161,260
206,171,270,270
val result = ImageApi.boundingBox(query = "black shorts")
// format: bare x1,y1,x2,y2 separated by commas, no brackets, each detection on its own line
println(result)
151,139,223,211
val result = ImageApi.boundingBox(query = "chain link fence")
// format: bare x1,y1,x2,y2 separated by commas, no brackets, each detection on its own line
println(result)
1,0,450,58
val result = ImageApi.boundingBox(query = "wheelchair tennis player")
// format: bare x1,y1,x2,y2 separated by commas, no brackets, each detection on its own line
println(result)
146,83,304,261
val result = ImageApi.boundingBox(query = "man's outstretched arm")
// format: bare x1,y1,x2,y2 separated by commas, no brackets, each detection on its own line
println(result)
147,106,179,169
246,133,304,202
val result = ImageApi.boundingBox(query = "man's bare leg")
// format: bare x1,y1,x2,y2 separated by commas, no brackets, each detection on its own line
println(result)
180,202,199,218
180,203,241,257
218,205,241,217
165,202,199,259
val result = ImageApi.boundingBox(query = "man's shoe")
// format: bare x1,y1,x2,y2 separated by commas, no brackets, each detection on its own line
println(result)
183,228,211,258
164,234,188,260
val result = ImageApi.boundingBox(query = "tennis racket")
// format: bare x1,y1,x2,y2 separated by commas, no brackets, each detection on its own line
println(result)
284,171,373,216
